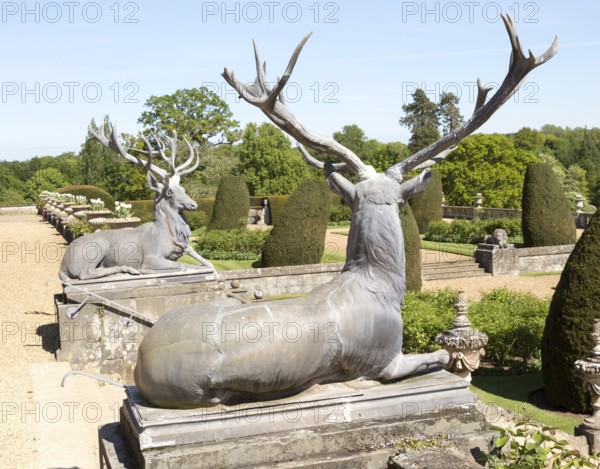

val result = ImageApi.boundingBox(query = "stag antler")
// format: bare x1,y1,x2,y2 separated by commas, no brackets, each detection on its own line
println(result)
223,33,377,181
88,124,200,179
385,14,558,180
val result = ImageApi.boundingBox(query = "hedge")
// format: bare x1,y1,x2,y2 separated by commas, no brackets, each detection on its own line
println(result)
209,176,250,231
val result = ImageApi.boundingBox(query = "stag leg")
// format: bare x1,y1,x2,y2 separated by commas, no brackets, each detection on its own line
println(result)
379,349,449,381
184,245,216,272
78,266,140,280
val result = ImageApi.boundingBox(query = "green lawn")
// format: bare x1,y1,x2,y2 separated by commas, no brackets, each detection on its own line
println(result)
471,372,582,435
179,249,346,271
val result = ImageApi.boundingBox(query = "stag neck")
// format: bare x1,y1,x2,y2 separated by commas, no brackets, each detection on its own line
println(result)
153,196,190,247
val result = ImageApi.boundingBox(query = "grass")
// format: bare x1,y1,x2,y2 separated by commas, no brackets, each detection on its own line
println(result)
471,372,582,435
420,239,476,257
179,249,346,271
520,271,562,277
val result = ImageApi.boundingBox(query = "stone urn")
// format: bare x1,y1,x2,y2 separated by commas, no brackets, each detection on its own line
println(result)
88,216,142,230
435,291,488,383
85,209,113,221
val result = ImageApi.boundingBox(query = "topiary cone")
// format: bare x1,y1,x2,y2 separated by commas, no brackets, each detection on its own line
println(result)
401,204,422,292
522,163,576,247
542,208,600,412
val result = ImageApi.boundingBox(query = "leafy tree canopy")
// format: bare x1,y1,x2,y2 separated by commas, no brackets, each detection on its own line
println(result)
138,87,240,147
236,122,312,196
437,133,539,208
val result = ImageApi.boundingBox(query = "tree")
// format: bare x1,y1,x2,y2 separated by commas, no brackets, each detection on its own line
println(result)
542,209,600,412
262,180,331,267
333,124,367,155
236,122,311,196
437,92,464,136
23,167,69,202
208,175,250,230
512,127,545,154
437,134,538,208
408,170,443,233
138,87,239,147
521,163,576,247
399,89,440,153
366,142,410,173
400,204,422,292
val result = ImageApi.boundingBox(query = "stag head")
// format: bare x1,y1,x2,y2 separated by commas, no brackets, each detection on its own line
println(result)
88,124,199,212
223,15,558,197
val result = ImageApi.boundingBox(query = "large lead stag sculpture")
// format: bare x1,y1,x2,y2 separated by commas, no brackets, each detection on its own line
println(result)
59,128,216,281
134,15,557,408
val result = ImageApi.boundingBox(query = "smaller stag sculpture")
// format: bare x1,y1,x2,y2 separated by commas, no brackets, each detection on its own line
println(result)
133,15,557,408
59,126,216,281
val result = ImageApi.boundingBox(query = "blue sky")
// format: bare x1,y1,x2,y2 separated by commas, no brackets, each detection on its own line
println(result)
0,1,597,161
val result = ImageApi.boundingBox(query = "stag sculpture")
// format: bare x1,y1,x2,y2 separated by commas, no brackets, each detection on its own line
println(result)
134,15,557,408
59,127,216,281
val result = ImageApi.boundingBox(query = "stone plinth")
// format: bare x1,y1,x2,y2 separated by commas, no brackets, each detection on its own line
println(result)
55,269,221,382
99,370,493,468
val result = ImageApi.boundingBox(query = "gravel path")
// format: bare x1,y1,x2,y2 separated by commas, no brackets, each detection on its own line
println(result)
0,214,66,468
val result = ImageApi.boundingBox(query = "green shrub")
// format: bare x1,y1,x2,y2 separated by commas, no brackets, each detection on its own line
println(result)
401,204,422,292
330,204,352,224
195,228,269,260
66,219,94,239
402,289,457,353
208,176,250,231
408,169,443,233
0,189,27,207
542,209,600,412
402,288,549,370
469,289,548,368
262,180,331,267
185,211,208,232
522,163,576,247
127,197,214,225
424,218,522,244
58,185,115,211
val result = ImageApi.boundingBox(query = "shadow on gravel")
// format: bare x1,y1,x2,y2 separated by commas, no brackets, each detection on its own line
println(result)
36,323,60,354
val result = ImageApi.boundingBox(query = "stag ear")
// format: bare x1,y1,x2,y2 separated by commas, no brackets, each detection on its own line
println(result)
398,170,431,205
147,170,164,194
327,172,355,208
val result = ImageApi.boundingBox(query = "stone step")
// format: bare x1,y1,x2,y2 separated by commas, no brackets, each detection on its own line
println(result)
422,262,480,273
248,449,393,468
390,448,482,468
423,270,490,281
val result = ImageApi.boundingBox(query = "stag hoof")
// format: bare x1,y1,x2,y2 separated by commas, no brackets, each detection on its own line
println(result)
123,267,141,275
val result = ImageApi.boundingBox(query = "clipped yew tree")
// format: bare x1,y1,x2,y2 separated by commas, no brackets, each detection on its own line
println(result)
262,180,331,267
522,163,576,246
208,175,250,231
408,170,443,233
542,209,600,412
401,204,422,292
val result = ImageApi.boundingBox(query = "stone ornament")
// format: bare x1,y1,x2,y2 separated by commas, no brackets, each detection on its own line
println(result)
59,126,215,280
485,228,510,249
436,292,489,383
133,15,557,408
575,320,600,430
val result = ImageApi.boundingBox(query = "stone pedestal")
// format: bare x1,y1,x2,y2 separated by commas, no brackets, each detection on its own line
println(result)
55,269,221,382
99,370,493,468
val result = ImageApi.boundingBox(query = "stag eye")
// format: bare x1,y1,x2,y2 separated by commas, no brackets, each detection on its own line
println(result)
166,188,173,198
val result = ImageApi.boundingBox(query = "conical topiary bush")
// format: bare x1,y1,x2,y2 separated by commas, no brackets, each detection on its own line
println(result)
408,169,443,234
262,180,331,267
541,209,600,412
401,204,422,292
208,175,250,231
522,163,576,247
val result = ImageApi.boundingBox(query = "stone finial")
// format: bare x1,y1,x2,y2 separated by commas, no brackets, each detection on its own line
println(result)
575,319,600,432
475,193,484,209
435,291,488,383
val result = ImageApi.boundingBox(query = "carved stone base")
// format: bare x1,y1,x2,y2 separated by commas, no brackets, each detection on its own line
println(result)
99,370,493,468
575,424,600,453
